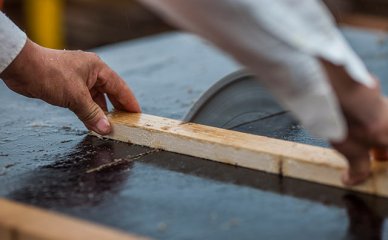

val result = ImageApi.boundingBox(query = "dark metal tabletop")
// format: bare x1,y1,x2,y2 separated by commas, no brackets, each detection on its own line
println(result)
1,28,388,240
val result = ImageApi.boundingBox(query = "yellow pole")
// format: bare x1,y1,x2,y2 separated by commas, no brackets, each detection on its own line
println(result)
24,0,64,49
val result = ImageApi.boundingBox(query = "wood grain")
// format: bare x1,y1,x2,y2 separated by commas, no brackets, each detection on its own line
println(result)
0,198,148,240
92,112,388,198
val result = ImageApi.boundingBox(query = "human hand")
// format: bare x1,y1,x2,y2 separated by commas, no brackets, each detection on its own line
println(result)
0,39,141,135
323,61,388,186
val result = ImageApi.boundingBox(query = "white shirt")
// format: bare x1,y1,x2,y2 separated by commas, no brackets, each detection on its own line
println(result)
0,1,373,141
139,0,374,141
0,12,26,73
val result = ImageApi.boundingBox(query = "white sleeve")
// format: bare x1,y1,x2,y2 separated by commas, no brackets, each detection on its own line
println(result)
0,11,27,74
139,0,374,141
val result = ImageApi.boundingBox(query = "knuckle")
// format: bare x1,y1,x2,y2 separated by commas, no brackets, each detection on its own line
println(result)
59,88,79,110
364,122,387,145
67,91,96,117
87,52,101,62
85,107,100,122
80,103,100,123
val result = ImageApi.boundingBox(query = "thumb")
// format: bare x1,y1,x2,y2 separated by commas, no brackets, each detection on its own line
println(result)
71,94,111,135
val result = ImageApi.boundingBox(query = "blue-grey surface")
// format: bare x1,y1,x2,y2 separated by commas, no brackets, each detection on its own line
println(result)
343,27,388,94
1,28,388,240
95,32,240,119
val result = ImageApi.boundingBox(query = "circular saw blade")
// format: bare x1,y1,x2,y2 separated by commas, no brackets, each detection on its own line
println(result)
184,70,329,147
184,70,286,129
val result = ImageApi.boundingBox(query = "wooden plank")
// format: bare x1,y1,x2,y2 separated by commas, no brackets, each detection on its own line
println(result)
0,198,148,240
93,112,388,198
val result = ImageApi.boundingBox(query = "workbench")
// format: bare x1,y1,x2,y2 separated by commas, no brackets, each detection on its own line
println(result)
1,27,388,239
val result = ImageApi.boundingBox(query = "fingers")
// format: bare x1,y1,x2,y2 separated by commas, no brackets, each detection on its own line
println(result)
96,61,141,113
332,140,371,186
70,91,111,135
69,55,141,135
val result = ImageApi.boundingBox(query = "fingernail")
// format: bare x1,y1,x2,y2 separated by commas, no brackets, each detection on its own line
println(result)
96,117,111,135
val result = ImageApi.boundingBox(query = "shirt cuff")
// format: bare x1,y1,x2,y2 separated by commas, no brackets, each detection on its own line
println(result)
0,12,27,74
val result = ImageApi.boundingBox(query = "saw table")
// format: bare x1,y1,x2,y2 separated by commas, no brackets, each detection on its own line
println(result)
1,27,388,239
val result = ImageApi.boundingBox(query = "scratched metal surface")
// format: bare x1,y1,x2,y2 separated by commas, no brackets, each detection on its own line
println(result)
1,28,388,240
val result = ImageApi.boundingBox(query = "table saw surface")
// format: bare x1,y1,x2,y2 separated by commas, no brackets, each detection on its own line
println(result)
1,27,388,240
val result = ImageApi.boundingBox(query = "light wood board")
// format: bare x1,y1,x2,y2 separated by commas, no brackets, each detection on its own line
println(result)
0,198,148,240
92,112,388,198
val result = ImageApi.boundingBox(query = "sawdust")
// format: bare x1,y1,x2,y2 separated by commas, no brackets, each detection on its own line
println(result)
85,149,159,173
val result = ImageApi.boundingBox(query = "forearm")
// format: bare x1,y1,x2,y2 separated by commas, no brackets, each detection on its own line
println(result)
0,11,27,74
139,0,373,141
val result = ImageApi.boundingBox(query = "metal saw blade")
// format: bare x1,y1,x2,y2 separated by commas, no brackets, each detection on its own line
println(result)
184,70,329,147
184,70,287,129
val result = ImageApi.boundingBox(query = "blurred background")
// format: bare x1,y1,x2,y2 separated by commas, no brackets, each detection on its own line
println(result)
1,0,174,50
1,0,388,50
